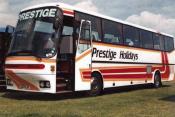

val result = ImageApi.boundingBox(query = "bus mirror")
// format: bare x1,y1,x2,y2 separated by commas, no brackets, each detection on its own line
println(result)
53,9,63,30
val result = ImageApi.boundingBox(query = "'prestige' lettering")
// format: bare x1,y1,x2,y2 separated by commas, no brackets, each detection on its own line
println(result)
92,48,117,60
19,8,57,21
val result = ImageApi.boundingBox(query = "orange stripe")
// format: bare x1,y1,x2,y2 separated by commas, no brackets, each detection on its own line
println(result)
6,56,56,63
80,77,152,82
62,8,74,12
76,49,92,62
81,66,147,71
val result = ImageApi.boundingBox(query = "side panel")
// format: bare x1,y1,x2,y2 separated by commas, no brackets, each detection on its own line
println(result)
79,42,174,89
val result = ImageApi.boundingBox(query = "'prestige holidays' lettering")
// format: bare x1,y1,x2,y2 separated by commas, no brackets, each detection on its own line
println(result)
92,48,117,60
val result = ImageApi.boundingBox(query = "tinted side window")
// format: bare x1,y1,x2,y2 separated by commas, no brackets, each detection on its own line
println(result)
75,12,102,41
159,35,165,51
102,19,122,44
153,33,161,50
140,30,153,49
123,25,140,47
165,36,174,51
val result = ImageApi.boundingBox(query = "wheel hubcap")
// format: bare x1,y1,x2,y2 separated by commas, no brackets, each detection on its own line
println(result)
155,75,160,87
91,77,100,95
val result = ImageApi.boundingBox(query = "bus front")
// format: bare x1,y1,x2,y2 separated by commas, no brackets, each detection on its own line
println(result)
5,6,63,93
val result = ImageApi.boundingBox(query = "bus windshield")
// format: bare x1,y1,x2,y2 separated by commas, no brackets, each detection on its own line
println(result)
8,7,63,58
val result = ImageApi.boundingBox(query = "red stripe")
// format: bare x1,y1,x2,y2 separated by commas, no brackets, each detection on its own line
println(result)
5,64,45,69
83,76,91,79
63,10,74,15
82,73,152,80
161,52,170,79
103,74,152,79
100,68,146,73
82,71,91,75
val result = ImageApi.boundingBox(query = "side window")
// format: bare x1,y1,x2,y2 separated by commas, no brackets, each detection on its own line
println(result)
153,33,161,50
91,18,102,41
165,36,174,52
123,25,139,47
75,12,102,41
159,35,165,51
140,30,153,49
153,34,165,51
102,20,122,44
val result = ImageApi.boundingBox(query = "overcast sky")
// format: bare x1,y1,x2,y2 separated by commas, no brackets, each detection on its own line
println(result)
1,0,175,36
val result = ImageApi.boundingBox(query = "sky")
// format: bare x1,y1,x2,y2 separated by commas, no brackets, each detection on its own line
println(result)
1,0,175,36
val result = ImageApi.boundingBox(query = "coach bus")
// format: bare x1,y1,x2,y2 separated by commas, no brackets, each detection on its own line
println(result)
0,25,14,90
5,3,175,95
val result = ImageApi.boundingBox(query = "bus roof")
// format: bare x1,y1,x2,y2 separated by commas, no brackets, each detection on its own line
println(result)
21,2,174,38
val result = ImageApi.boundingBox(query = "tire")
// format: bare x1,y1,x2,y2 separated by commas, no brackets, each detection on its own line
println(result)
88,74,103,96
154,73,162,88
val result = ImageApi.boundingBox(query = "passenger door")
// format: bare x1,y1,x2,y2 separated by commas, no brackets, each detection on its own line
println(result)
75,19,93,91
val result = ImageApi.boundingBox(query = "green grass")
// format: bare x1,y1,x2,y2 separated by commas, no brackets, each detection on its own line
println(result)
0,81,175,117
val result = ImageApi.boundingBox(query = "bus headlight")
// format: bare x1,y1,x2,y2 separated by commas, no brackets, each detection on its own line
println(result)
39,81,50,88
39,81,45,88
46,81,50,88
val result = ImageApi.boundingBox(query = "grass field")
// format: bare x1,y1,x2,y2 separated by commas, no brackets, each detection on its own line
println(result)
0,81,175,117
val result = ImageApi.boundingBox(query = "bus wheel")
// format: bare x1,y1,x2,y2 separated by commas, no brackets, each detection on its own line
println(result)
88,74,103,96
154,73,162,88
